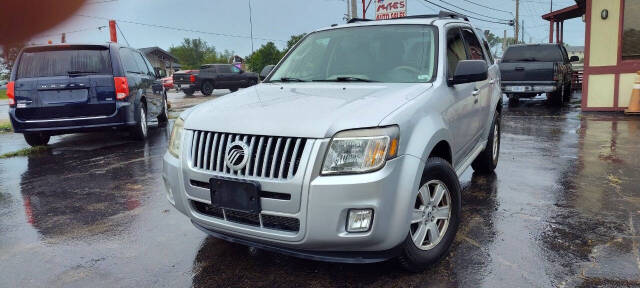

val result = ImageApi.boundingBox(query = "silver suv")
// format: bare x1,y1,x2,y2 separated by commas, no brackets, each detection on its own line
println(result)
163,12,502,271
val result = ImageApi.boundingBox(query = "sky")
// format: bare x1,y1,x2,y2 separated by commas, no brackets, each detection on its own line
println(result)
29,0,586,57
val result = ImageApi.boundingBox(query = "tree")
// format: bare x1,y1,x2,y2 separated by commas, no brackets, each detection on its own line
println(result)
245,42,282,73
0,42,26,78
169,38,234,69
283,33,306,54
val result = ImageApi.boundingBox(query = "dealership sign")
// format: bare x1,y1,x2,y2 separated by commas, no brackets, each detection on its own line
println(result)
376,0,407,20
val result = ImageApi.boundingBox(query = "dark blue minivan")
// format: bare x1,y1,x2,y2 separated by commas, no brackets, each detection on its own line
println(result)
6,43,168,146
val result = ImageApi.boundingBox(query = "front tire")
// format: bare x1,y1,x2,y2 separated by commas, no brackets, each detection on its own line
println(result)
398,157,461,272
471,111,501,173
130,103,148,140
157,93,169,124
24,133,50,147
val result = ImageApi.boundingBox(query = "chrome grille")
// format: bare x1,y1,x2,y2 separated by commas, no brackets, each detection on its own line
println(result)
190,131,307,180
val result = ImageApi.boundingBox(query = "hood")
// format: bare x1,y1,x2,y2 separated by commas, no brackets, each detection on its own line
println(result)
184,82,432,138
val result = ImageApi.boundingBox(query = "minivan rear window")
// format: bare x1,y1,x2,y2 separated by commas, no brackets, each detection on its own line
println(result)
502,45,563,63
17,46,112,79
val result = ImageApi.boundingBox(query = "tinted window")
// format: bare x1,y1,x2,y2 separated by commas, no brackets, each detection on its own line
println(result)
481,38,494,64
446,27,468,79
622,0,640,60
133,52,150,75
120,49,143,74
502,45,563,62
217,65,232,73
461,28,485,61
17,47,112,78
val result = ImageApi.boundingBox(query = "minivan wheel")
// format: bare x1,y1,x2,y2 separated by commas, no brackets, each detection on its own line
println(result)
201,81,214,96
131,104,148,140
24,133,50,147
471,111,501,173
398,157,461,272
158,94,169,124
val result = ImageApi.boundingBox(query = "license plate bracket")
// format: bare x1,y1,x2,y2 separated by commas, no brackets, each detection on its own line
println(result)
511,86,526,92
210,177,261,213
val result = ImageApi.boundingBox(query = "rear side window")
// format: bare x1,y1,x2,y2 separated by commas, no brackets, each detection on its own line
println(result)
120,48,143,74
502,45,564,62
17,47,112,79
216,65,232,73
133,52,151,75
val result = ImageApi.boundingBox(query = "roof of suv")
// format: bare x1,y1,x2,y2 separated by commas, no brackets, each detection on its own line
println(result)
319,11,472,32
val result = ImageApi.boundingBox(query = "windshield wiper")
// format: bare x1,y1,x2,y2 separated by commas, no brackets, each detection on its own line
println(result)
313,77,378,82
272,77,307,82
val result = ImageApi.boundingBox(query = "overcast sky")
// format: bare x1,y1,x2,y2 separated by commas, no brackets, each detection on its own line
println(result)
30,0,585,57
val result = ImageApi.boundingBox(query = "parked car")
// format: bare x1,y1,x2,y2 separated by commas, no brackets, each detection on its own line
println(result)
259,64,275,81
161,76,174,89
172,64,259,96
163,12,502,271
500,43,577,106
0,80,8,90
6,43,168,146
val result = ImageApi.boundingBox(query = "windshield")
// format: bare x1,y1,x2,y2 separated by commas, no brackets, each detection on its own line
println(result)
17,46,112,79
269,25,437,83
502,45,563,62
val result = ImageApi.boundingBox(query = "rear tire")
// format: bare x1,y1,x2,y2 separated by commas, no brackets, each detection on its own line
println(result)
183,88,195,96
547,90,563,106
230,88,239,92
130,103,148,140
563,84,572,103
507,95,519,107
201,81,214,96
398,157,461,272
24,133,50,147
471,111,501,174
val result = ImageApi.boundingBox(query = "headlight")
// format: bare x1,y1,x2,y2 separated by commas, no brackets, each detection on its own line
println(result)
168,118,184,158
321,126,399,175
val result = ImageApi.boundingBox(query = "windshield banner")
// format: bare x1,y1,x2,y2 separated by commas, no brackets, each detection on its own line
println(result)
376,0,407,20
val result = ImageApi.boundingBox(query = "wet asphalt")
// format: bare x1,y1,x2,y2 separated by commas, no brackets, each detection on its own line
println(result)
0,91,639,288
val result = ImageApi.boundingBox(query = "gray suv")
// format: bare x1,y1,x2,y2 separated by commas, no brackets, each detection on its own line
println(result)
163,12,502,271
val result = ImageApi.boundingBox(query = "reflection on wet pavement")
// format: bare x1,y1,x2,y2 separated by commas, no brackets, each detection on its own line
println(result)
0,93,639,287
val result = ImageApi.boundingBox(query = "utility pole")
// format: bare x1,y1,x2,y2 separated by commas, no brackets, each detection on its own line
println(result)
522,20,525,43
515,0,519,44
503,29,507,52
248,0,254,54
351,0,358,19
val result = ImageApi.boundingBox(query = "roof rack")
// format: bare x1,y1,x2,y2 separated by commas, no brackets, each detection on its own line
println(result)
436,11,469,21
347,18,372,24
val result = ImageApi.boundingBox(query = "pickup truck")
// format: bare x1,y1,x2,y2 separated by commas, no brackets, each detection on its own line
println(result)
172,64,259,96
500,44,578,106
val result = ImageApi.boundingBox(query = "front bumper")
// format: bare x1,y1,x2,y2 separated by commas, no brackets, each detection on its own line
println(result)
162,140,423,256
9,102,135,134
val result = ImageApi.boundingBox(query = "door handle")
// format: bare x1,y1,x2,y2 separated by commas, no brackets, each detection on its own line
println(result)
472,88,481,96
489,79,496,84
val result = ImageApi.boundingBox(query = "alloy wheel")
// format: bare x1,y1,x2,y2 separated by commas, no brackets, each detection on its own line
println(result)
492,121,500,161
410,180,452,250
140,106,148,137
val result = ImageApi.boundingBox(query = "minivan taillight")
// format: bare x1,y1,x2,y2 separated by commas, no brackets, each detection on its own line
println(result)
7,81,15,106
114,77,129,100
189,74,195,83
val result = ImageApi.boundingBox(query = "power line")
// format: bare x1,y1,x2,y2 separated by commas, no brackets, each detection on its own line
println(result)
74,14,287,43
462,0,513,15
116,23,130,46
436,0,512,21
422,0,512,25
30,26,107,41
413,0,437,12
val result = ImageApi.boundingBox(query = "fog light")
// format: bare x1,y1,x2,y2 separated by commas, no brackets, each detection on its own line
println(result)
347,209,373,232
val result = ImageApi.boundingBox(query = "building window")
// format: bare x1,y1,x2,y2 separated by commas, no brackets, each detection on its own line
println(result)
622,0,640,60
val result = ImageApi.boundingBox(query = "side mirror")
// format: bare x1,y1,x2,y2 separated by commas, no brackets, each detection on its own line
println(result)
260,65,275,80
449,60,488,86
570,55,580,62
